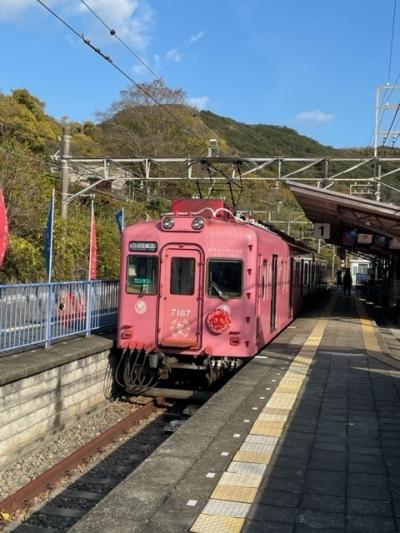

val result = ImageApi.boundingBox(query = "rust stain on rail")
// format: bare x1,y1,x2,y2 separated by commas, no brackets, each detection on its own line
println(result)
0,398,162,516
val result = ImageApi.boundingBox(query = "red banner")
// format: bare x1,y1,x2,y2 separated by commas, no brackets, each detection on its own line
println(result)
89,208,97,280
0,189,9,268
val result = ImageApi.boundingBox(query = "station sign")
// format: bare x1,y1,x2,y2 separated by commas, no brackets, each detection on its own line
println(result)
313,223,330,239
357,234,373,244
390,238,400,250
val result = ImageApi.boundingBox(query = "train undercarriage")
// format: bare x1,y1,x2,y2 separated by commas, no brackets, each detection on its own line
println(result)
115,348,245,396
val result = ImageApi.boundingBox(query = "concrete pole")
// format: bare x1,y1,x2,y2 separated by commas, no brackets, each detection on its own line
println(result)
374,86,380,158
61,125,71,220
376,163,382,202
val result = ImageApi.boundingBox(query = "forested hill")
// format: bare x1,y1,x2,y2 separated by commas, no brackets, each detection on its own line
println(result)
0,84,379,283
199,111,335,157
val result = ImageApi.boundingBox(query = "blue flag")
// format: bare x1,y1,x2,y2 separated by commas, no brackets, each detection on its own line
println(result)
44,190,55,281
114,208,125,233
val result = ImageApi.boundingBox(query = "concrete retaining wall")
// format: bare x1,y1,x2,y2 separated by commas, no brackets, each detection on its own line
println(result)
0,339,113,467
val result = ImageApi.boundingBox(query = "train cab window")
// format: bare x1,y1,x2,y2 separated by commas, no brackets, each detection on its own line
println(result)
207,259,243,299
126,255,158,294
170,257,195,295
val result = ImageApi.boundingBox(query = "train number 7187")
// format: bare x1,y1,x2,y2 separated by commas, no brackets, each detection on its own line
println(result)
171,308,192,318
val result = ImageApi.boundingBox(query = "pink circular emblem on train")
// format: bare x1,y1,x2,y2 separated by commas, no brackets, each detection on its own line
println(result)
135,300,147,314
206,306,231,334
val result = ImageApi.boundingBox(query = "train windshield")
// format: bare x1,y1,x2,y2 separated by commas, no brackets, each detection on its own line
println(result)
126,255,158,294
207,259,243,299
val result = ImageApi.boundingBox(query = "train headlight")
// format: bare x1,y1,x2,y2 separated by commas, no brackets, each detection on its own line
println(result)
162,217,175,230
192,217,204,230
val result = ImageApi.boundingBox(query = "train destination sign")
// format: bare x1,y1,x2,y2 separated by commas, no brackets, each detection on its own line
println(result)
129,241,158,252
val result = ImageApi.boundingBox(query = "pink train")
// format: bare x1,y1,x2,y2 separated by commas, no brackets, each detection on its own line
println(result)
117,199,326,393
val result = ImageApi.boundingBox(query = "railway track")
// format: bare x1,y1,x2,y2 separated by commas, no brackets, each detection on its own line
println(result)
0,396,196,532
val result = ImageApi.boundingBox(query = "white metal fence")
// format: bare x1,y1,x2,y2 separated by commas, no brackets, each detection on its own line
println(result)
0,280,119,354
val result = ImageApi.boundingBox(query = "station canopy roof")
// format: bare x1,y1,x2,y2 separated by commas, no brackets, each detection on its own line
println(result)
287,181,400,255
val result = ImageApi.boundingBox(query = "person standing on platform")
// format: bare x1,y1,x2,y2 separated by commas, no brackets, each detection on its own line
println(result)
336,269,342,288
343,268,352,296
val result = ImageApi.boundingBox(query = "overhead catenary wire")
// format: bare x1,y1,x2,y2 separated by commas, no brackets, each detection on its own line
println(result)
79,0,160,81
35,1,238,203
382,103,400,146
35,0,206,146
388,0,398,82
368,0,399,148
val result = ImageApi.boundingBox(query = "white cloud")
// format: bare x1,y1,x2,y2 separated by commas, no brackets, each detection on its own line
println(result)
188,96,209,110
295,110,335,124
0,0,37,20
166,48,182,62
132,63,147,76
1,0,154,50
188,31,205,46
77,0,153,49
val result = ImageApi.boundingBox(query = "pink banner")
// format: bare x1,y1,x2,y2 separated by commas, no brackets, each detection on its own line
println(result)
0,189,9,268
89,209,97,280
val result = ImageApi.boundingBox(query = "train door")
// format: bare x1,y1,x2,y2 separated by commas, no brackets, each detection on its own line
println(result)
158,246,203,349
270,254,278,331
289,256,294,318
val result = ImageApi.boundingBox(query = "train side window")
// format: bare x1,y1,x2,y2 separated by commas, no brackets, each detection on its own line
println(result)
170,257,195,295
207,259,243,298
126,255,158,294
281,260,285,294
304,262,309,286
262,261,268,299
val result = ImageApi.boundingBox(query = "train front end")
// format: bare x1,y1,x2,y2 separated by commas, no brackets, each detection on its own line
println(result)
117,199,256,392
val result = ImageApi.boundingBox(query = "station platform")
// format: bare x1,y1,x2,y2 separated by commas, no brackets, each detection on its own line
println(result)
0,334,113,387
72,289,400,533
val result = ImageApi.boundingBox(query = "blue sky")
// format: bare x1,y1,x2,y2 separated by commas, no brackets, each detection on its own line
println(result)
0,0,398,148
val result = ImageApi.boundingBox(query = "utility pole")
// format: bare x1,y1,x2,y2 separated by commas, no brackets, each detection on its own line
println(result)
374,84,400,202
61,125,71,219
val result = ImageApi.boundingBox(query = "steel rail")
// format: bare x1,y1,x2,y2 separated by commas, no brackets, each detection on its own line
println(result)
143,387,214,401
0,399,163,516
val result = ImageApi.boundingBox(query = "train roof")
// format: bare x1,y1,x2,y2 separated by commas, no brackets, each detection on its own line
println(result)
244,216,320,256
165,198,321,257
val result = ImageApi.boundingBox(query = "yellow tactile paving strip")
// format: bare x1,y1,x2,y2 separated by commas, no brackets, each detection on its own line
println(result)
355,297,400,372
356,298,384,355
191,293,337,533
191,514,244,533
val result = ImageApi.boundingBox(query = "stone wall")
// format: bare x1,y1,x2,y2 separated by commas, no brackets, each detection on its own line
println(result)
0,348,111,467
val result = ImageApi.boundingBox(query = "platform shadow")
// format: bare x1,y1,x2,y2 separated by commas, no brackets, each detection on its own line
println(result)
242,294,400,532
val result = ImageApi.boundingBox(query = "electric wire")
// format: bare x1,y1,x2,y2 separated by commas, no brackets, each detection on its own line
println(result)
369,0,400,147
35,0,206,146
368,0,399,148
35,1,238,201
77,0,231,162
382,103,400,146
388,0,398,82
79,0,160,81
368,83,400,150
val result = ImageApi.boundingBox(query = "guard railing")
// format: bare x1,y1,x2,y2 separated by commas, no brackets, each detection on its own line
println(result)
0,280,119,354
